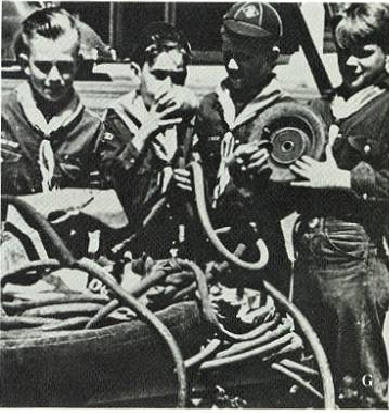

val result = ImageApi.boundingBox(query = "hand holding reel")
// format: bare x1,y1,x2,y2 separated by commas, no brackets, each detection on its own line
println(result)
190,101,327,271
243,101,327,182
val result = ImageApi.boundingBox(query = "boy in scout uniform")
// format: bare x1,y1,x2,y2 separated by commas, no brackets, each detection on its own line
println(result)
1,7,104,195
194,2,291,292
99,22,198,258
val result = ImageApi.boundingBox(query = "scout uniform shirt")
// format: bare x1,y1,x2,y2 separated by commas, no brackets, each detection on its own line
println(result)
193,76,292,292
100,88,196,257
1,81,104,195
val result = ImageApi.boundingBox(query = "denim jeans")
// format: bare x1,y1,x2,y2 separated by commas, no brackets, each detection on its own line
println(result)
294,217,389,408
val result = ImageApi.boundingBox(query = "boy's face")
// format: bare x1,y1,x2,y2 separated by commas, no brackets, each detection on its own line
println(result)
140,45,186,106
337,42,388,93
222,33,276,91
24,33,79,103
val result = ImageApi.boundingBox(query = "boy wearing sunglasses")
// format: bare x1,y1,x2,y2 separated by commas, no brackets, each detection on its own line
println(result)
1,7,104,194
193,2,290,292
100,22,198,257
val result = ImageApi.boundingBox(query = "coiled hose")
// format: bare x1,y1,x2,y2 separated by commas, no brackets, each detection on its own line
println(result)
188,161,336,409
2,195,75,266
263,280,335,408
1,195,188,408
75,258,187,407
190,161,269,271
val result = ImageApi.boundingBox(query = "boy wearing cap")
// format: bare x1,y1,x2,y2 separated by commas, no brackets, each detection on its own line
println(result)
194,2,290,292
1,8,104,195
99,22,198,258
290,4,389,407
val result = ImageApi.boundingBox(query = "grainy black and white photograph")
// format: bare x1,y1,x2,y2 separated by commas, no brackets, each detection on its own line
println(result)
1,0,389,408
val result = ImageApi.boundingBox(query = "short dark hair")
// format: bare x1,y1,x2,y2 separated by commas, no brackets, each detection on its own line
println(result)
335,3,389,52
21,7,80,54
132,21,191,67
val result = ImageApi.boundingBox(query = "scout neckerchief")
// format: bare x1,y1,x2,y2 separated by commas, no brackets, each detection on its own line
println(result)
16,81,83,192
110,89,179,193
212,77,284,207
331,83,386,120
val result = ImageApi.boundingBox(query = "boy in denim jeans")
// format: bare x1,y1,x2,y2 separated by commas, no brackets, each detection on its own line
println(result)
291,3,389,407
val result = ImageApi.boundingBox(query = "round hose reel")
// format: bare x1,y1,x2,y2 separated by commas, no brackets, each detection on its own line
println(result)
249,102,327,182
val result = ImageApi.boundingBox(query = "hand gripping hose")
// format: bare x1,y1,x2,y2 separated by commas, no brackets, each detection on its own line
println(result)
186,168,336,408
190,160,269,272
1,195,188,408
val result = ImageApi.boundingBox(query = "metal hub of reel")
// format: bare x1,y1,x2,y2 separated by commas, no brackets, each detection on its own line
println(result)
249,102,327,182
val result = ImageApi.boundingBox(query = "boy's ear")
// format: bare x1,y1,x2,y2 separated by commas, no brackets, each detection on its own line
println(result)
385,55,389,74
19,52,30,76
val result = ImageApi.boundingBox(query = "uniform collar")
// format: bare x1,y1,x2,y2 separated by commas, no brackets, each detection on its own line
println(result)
332,77,388,120
337,73,389,99
216,75,284,130
16,81,83,138
109,89,148,135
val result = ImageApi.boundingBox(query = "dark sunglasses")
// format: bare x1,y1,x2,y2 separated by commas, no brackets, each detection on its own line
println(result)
34,60,76,75
151,69,186,85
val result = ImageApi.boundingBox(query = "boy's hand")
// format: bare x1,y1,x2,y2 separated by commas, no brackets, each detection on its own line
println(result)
156,87,198,114
289,155,351,189
228,141,270,171
133,103,181,151
172,168,192,192
290,124,351,190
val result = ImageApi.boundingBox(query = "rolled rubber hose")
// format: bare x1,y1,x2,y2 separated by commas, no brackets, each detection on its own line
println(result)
215,321,290,359
217,312,281,343
85,264,169,329
1,259,61,287
112,197,167,257
183,338,222,369
3,257,188,406
188,165,335,408
75,258,187,407
279,358,319,377
2,196,188,408
2,195,76,266
199,333,295,370
271,362,324,400
85,299,119,329
174,258,219,332
263,280,335,409
190,161,269,272
86,257,219,332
